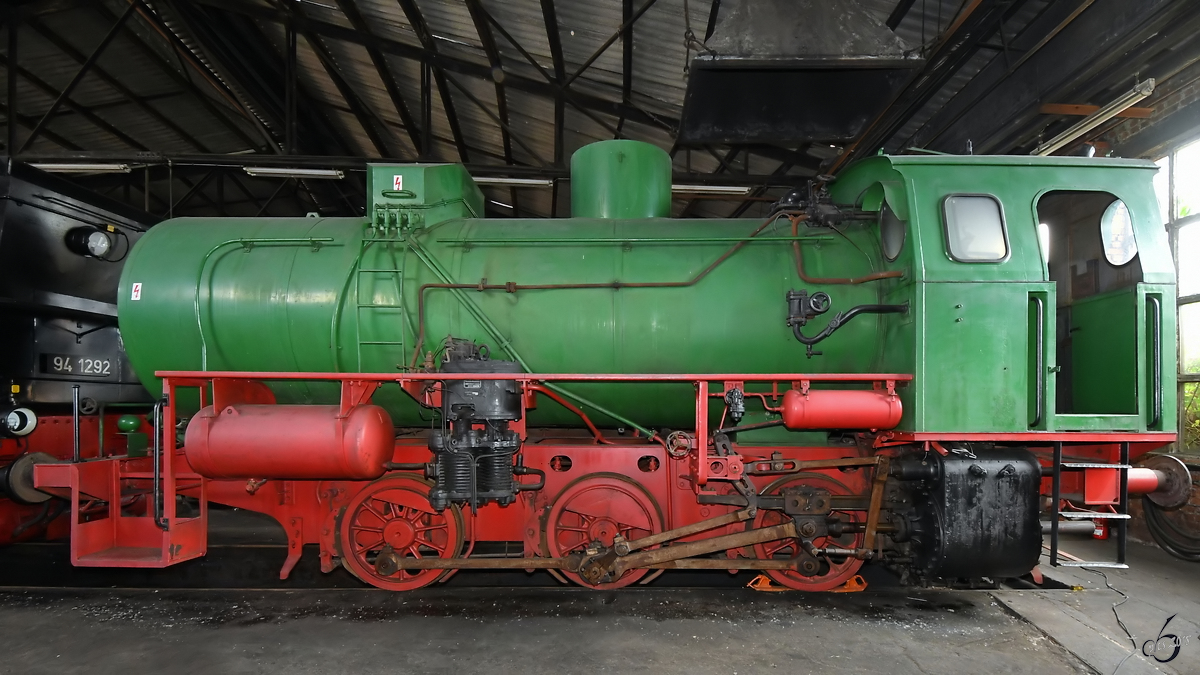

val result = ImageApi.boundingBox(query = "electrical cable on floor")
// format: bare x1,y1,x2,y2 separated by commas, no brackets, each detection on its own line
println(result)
1083,567,1136,675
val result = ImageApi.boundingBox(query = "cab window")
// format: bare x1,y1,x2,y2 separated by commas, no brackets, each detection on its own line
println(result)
943,195,1008,262
1037,191,1142,304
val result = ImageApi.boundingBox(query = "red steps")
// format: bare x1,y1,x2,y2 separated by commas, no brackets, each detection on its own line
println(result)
35,456,207,568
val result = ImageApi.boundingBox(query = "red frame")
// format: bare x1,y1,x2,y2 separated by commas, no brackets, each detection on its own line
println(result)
30,369,1175,579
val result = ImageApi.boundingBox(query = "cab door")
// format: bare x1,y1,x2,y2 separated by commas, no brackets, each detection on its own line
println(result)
1037,191,1156,430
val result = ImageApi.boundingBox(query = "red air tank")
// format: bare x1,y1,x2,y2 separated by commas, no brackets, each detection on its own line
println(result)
781,388,903,430
185,405,393,480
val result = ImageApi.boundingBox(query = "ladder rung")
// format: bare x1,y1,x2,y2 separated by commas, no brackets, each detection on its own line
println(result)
1056,562,1129,569
357,304,406,308
1061,463,1133,469
358,268,402,272
1061,512,1130,520
359,341,406,345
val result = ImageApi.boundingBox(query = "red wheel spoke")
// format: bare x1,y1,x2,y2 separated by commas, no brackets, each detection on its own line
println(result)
750,475,866,591
544,476,662,590
564,511,594,526
417,537,447,555
339,478,462,591
354,534,384,554
363,501,388,522
762,540,791,557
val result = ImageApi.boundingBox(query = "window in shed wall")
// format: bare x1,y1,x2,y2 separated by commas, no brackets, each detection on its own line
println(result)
1159,136,1200,451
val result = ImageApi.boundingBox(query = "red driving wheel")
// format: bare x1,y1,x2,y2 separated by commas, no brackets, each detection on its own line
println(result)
338,474,464,591
541,473,663,589
752,472,865,591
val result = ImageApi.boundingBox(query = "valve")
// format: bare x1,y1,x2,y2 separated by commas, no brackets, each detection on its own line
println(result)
785,289,909,358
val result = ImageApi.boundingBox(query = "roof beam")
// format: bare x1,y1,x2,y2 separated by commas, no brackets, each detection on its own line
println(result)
23,8,214,153
16,149,802,188
395,0,469,162
0,52,149,151
886,0,918,30
134,0,279,152
833,0,1024,170
986,7,1200,153
728,160,793,218
13,0,114,19
481,6,620,139
562,0,659,89
94,1,259,150
334,0,422,154
18,1,138,152
617,0,633,134
678,146,739,217
466,0,519,212
285,20,296,152
165,0,346,159
280,0,396,158
465,0,514,163
540,0,566,168
181,0,673,133
441,71,548,165
308,93,518,164
6,19,16,154
255,176,292,216
0,101,83,151
166,0,363,213
167,168,217,214
704,0,721,40
897,0,1095,151
923,0,1200,154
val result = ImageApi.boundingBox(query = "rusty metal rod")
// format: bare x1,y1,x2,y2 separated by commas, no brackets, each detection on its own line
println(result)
391,556,576,570
613,522,797,575
647,558,798,570
745,455,883,475
386,555,804,572
861,455,890,557
620,508,754,553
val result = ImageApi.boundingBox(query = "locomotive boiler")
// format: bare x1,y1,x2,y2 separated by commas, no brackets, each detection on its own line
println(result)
31,140,1187,591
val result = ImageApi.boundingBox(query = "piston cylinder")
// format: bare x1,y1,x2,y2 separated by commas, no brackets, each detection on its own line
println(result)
184,405,393,480
781,388,902,430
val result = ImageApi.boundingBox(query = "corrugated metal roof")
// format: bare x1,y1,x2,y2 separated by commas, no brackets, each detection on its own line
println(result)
2,0,1173,219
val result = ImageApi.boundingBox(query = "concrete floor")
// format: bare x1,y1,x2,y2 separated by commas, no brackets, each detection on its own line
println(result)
996,537,1200,675
1,531,1195,675
0,586,1089,675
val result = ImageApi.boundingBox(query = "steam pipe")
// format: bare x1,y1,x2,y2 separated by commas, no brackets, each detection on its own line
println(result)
789,215,905,285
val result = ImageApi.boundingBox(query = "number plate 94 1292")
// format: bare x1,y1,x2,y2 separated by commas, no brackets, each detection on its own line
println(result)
40,354,114,378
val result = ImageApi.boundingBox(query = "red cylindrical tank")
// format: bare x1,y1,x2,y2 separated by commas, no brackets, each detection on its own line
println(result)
782,389,903,430
184,405,393,480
